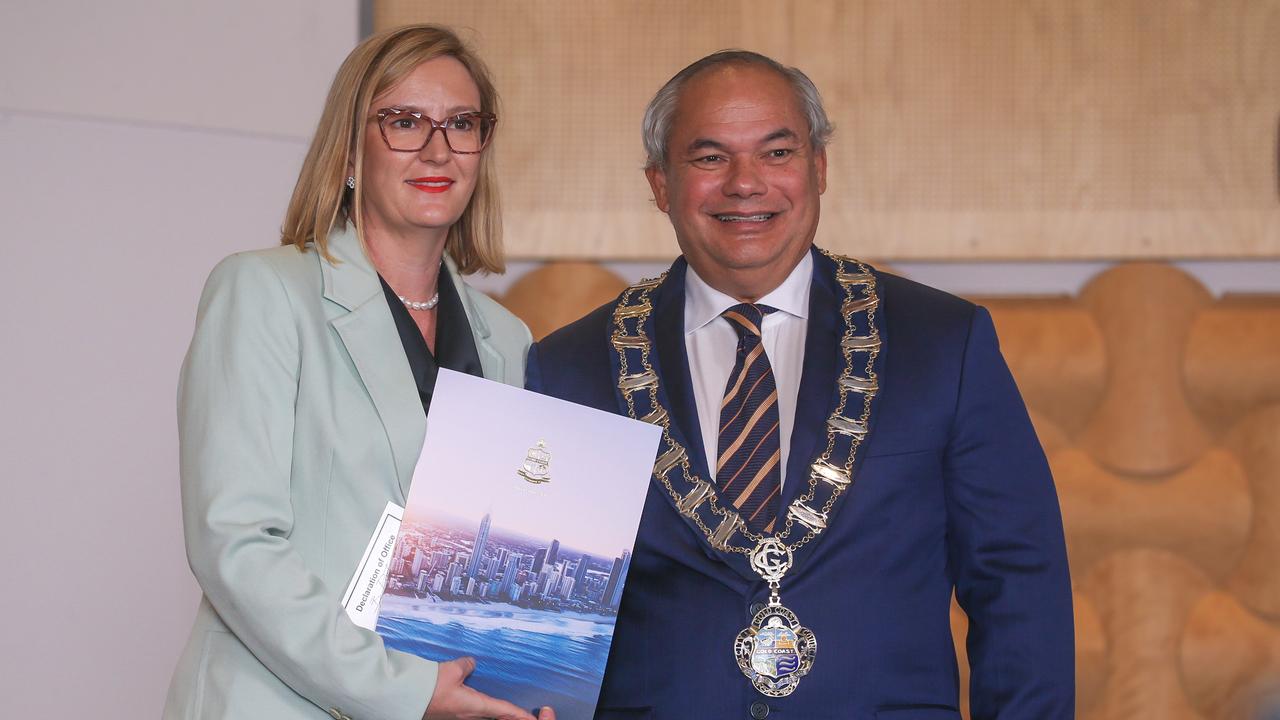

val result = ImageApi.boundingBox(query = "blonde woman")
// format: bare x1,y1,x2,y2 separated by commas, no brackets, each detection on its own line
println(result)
165,25,553,720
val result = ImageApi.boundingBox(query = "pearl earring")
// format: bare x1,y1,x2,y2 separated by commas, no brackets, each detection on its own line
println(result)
346,176,356,190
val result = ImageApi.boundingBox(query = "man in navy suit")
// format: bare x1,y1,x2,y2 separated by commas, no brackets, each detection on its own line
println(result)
527,50,1074,720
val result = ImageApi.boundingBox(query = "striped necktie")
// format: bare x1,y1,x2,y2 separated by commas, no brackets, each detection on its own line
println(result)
716,303,781,534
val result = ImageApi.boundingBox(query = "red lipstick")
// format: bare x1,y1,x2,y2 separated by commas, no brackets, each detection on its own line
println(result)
406,176,454,194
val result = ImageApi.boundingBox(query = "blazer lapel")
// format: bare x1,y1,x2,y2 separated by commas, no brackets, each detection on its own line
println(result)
651,260,712,482
780,249,842,513
636,259,756,582
322,226,425,500
781,250,889,578
446,254,506,382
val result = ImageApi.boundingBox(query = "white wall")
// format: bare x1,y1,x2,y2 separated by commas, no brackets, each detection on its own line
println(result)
0,2,357,716
1,4,1278,718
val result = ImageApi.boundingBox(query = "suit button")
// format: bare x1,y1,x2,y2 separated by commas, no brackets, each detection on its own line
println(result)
327,710,342,720
750,701,770,719
749,601,766,616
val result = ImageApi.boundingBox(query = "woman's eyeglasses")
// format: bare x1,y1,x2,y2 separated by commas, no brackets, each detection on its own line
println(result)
373,108,497,154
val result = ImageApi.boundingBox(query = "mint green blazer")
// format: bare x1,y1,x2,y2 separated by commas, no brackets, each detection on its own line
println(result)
163,226,531,720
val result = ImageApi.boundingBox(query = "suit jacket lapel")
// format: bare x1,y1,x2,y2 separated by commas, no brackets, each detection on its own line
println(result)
781,249,842,512
651,260,712,482
782,250,889,578
322,226,425,500
627,258,755,582
446,254,506,381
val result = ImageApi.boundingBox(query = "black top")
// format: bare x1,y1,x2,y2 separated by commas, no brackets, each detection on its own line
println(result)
380,264,484,417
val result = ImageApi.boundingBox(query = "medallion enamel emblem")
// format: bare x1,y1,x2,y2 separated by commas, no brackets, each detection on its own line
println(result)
734,604,816,697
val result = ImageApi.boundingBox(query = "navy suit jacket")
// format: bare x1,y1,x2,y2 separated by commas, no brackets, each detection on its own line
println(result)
527,249,1074,720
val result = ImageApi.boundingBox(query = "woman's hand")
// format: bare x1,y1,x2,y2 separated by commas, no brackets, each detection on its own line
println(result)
422,657,556,720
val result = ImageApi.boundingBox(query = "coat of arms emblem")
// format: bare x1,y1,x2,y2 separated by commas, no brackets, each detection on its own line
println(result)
733,605,816,697
517,440,552,484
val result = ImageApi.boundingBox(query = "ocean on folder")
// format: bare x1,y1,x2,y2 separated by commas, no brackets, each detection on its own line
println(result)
378,596,614,719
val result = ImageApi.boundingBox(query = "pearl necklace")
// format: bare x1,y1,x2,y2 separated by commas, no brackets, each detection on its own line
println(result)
398,292,440,311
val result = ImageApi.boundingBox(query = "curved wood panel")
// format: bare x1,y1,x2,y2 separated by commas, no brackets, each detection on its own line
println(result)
1185,302,1280,429
500,262,628,340
1182,592,1280,719
1077,264,1212,475
1226,406,1280,619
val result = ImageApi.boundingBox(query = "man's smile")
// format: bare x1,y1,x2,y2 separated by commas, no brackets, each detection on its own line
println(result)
713,212,778,223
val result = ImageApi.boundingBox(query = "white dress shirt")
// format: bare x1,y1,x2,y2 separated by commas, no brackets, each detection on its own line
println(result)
684,251,813,486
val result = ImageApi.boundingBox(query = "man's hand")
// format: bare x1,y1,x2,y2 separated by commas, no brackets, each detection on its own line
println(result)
422,657,556,720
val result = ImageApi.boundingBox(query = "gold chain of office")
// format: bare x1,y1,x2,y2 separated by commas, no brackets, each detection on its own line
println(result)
608,249,882,565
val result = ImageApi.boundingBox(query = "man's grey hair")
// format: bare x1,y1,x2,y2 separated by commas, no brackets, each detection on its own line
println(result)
641,50,834,170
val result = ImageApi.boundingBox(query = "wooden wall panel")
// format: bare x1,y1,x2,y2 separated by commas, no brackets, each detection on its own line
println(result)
376,1,1280,260
980,271,1280,720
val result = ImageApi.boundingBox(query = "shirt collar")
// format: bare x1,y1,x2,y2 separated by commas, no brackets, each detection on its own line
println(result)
684,249,813,335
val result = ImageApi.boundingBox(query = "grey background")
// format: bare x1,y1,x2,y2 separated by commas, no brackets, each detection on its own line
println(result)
0,3,1276,717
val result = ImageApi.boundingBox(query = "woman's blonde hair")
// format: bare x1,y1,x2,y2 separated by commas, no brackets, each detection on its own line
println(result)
281,24,503,274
